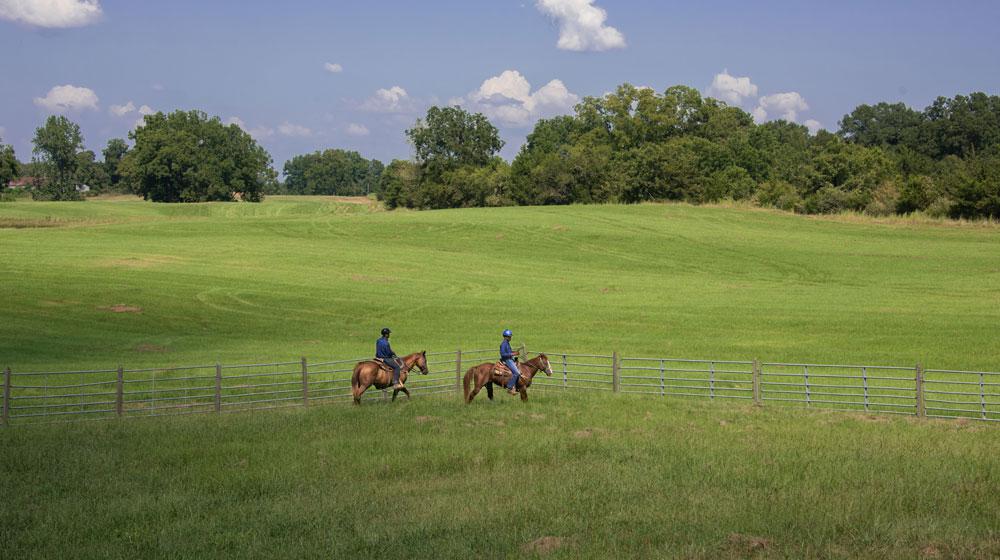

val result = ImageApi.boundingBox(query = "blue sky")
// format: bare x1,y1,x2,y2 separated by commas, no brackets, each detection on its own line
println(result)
2,0,999,171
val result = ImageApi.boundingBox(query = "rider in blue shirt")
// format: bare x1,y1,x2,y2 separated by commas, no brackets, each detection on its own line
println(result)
500,329,520,395
376,328,403,389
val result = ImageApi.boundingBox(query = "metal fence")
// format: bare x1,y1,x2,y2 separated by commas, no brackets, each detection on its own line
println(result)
3,348,999,426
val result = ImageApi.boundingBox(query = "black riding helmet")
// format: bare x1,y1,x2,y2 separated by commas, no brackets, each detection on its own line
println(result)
381,327,391,336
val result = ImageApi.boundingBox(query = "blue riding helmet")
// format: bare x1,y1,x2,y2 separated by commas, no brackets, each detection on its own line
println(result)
502,329,512,337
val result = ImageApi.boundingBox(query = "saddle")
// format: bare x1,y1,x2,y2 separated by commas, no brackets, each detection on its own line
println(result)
492,361,512,378
374,358,398,374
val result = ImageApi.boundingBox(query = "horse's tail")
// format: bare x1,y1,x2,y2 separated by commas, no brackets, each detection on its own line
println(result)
462,366,475,402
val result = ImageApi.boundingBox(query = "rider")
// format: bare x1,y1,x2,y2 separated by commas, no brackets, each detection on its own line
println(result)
376,327,404,389
501,329,521,395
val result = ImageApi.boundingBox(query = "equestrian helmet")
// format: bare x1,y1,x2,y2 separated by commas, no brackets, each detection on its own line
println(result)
502,329,512,337
381,327,391,336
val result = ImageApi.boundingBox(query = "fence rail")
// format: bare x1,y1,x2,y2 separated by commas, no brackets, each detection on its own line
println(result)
2,349,998,426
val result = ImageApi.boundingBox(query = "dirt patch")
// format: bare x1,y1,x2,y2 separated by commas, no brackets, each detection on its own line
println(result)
99,304,143,313
920,544,944,558
414,416,435,423
726,533,772,554
134,343,167,353
522,536,568,555
551,224,569,232
573,428,606,438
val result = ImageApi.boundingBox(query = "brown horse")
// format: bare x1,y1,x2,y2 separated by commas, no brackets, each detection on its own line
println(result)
463,354,552,403
351,351,429,404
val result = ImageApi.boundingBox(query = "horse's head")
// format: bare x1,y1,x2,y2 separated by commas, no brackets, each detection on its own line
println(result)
416,350,429,375
538,354,553,376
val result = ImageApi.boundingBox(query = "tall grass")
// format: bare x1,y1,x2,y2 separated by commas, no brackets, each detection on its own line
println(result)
2,393,998,558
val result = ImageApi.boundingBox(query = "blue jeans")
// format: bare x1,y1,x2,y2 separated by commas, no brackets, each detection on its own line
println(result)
504,359,521,390
384,359,401,384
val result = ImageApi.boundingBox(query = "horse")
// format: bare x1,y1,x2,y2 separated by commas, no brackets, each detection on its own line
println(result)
351,351,429,404
463,354,553,403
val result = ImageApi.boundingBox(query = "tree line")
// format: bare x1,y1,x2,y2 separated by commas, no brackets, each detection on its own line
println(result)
380,85,1000,220
2,84,997,219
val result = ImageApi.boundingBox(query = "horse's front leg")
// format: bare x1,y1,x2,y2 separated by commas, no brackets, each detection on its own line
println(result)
519,388,528,401
485,381,494,400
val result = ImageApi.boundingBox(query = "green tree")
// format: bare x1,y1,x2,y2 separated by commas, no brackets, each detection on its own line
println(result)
282,149,381,196
838,102,924,147
0,138,18,188
124,110,274,202
102,138,129,191
74,150,110,192
406,106,503,183
379,159,421,209
32,115,85,200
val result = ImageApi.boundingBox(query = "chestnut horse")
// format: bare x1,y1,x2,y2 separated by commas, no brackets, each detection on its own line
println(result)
463,354,553,403
351,351,429,404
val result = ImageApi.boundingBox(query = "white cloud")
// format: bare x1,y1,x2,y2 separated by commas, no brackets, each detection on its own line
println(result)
151,83,165,92
453,70,579,127
0,0,102,28
804,119,822,134
536,0,625,52
753,92,809,122
360,86,412,113
324,62,343,73
706,70,758,106
33,84,99,113
0,126,6,139
278,122,312,137
346,123,370,136
109,101,135,117
132,105,156,129
227,116,275,139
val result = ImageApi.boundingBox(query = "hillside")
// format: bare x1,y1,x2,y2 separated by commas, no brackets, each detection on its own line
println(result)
1,197,998,371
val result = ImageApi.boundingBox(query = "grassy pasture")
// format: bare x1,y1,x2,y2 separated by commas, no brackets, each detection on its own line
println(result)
1,196,998,371
2,196,1000,558
2,393,999,559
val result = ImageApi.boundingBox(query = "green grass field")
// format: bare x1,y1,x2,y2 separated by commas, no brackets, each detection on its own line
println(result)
2,196,999,558
2,393,999,559
1,196,998,370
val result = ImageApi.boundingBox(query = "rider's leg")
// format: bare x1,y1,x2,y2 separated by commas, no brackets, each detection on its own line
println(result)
505,359,521,391
391,361,401,386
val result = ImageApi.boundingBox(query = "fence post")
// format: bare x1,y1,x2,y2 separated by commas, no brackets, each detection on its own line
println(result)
915,363,925,418
752,359,761,405
116,365,124,417
612,351,620,393
2,367,10,426
455,349,463,396
562,354,567,389
301,357,309,406
215,363,222,413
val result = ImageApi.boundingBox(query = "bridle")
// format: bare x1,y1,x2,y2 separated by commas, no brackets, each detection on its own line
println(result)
405,354,429,375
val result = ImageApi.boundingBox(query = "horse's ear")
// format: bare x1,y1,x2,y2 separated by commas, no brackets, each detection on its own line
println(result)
422,350,426,356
